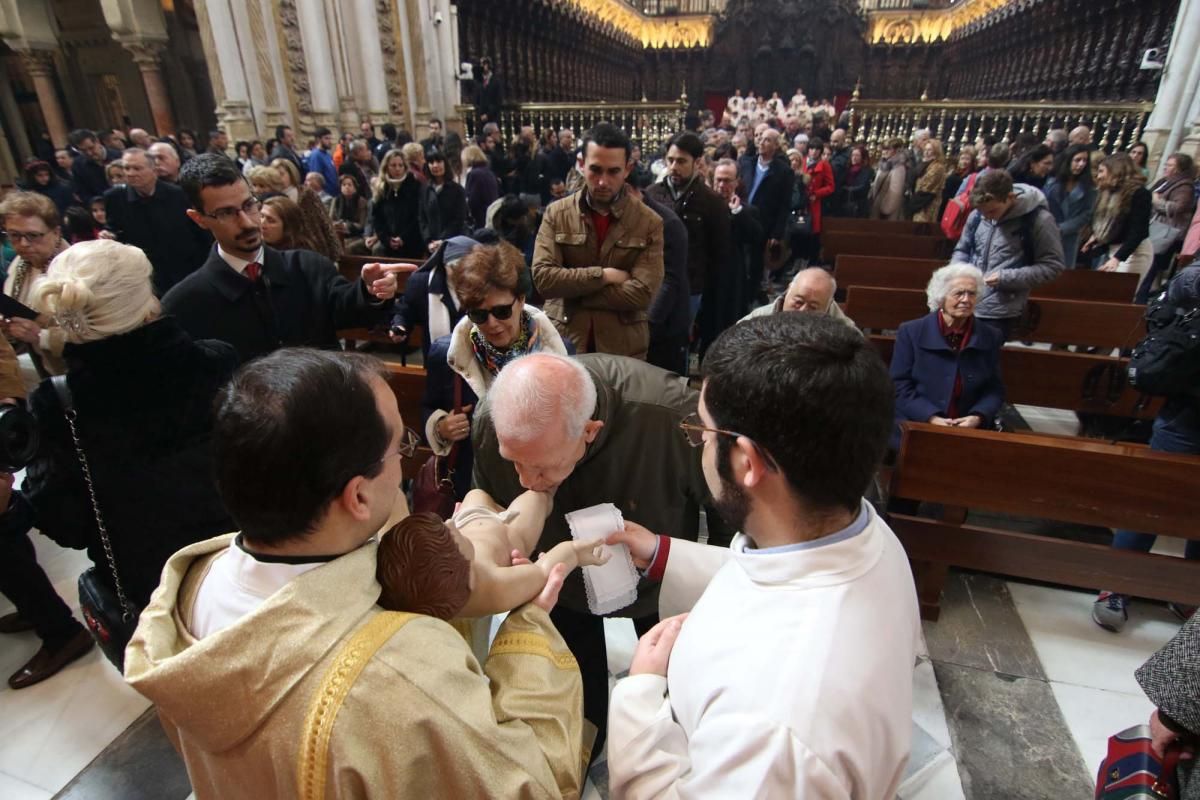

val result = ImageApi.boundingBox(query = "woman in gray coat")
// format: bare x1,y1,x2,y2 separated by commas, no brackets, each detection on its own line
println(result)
1136,611,1199,799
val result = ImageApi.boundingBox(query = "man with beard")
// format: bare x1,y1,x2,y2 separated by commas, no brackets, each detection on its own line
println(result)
606,313,920,799
471,352,713,761
163,154,398,363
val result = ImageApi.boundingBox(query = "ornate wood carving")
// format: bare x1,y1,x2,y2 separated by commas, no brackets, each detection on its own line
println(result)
275,0,312,114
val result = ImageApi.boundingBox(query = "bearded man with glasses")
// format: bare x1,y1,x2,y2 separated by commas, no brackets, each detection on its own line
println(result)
606,313,921,799
162,153,400,364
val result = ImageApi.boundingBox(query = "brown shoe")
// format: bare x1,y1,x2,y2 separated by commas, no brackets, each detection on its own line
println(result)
0,613,35,634
8,629,94,690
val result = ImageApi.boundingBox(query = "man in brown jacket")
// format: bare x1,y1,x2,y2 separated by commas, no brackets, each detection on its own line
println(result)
533,123,664,359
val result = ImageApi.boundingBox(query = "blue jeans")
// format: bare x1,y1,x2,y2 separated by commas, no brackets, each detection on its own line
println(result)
1111,408,1200,560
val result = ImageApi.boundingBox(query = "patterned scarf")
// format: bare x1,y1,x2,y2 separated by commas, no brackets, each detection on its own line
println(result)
469,310,541,377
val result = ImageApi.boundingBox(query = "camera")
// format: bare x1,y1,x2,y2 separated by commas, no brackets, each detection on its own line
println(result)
1141,48,1165,70
433,11,443,25
0,403,39,472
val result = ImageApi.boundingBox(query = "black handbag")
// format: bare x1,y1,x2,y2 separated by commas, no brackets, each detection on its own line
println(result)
51,376,139,671
411,375,462,518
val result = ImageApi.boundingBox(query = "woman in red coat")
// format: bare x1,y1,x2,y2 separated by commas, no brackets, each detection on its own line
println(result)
806,137,835,264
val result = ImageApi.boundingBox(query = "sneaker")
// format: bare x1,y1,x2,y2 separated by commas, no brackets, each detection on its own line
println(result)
1167,602,1196,622
1092,591,1128,632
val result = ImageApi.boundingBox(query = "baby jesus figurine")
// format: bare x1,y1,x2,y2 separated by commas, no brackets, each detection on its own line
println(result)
376,489,609,619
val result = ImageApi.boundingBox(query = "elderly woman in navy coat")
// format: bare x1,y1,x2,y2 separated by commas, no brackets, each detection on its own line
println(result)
890,263,1006,449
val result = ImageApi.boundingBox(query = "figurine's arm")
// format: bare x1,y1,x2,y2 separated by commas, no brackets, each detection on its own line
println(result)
457,561,558,618
537,538,610,574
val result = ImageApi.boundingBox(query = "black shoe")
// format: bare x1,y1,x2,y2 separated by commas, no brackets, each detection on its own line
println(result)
0,613,34,634
8,629,94,689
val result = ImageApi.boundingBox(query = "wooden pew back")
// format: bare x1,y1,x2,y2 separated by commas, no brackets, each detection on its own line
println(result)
822,219,938,237
834,255,1139,303
383,362,432,479
846,286,1146,349
821,232,955,263
889,423,1200,618
868,335,1161,418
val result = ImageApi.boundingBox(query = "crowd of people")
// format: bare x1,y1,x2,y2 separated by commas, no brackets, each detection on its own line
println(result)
0,99,1197,799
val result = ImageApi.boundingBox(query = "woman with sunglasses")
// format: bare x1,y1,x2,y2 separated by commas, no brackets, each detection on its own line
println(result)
422,241,571,500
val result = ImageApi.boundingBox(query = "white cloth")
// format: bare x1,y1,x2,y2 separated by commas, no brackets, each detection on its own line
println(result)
607,506,920,800
188,538,324,639
216,244,264,277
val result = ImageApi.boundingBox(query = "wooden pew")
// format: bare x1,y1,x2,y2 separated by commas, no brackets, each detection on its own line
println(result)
821,232,955,264
845,286,1146,350
335,262,420,349
383,362,432,480
822,219,938,237
888,423,1200,620
868,335,1161,419
834,255,1139,303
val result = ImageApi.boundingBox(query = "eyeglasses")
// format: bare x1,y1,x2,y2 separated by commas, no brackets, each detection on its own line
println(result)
466,302,516,325
378,428,421,464
2,231,48,244
678,413,778,471
202,197,262,223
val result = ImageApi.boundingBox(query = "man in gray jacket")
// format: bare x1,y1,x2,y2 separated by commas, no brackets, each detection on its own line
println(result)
952,170,1065,339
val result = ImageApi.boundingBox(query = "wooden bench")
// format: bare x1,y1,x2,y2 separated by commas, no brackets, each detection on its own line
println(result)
888,423,1200,620
845,286,1146,350
383,362,432,480
822,219,939,237
335,262,420,351
821,232,955,264
868,335,1161,419
834,255,1139,303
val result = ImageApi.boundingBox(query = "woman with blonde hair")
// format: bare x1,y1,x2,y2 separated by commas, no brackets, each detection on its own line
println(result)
269,157,302,201
1082,152,1152,288
367,149,424,258
246,164,286,199
462,144,498,231
13,240,237,674
910,138,947,223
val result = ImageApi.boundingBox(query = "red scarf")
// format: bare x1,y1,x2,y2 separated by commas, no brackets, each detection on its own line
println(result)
936,312,974,418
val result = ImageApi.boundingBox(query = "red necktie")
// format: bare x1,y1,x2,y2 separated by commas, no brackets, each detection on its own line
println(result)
245,262,261,282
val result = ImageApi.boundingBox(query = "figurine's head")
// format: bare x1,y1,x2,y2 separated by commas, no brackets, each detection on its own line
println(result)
376,512,473,619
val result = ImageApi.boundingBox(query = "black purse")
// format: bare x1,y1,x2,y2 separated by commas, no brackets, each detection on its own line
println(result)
51,376,139,671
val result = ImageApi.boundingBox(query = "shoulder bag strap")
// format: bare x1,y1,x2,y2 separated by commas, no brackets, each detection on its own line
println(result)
297,611,418,800
446,375,463,472
51,375,135,621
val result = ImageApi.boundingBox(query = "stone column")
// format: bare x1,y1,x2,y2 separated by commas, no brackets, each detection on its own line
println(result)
1141,0,1200,174
120,39,176,137
18,49,69,148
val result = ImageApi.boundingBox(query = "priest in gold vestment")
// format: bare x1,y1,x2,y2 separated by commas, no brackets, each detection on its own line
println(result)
124,349,586,799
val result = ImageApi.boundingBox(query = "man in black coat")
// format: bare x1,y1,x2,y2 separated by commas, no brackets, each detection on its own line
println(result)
103,148,213,295
713,158,765,321
647,132,730,329
629,171,690,376
163,154,398,364
69,128,111,203
737,128,793,256
474,58,503,124
269,124,306,175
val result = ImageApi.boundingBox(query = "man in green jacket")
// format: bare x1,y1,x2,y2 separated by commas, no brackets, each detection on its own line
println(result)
472,352,712,760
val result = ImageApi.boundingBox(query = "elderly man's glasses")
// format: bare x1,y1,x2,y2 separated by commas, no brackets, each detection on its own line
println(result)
2,231,47,244
378,428,421,464
202,197,261,223
466,302,516,324
678,413,779,470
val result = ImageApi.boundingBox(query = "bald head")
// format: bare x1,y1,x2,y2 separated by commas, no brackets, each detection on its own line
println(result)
487,353,601,492
830,129,846,148
129,128,152,148
1069,126,1092,147
148,142,180,182
759,128,782,160
783,268,837,314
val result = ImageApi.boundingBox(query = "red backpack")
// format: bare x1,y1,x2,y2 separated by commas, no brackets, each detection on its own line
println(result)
941,171,980,240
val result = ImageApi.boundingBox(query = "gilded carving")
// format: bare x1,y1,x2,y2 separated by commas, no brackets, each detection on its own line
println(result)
375,0,407,118
557,0,714,49
276,0,313,114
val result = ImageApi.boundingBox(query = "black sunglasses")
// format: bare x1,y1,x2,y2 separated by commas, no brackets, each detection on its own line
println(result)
466,302,516,325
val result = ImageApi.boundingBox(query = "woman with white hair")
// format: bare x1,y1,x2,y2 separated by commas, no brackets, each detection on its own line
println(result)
888,262,1005,449
13,240,238,673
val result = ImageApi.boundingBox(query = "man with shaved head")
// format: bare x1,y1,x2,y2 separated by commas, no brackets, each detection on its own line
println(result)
472,351,712,761
128,128,153,149
737,127,793,256
1069,125,1093,148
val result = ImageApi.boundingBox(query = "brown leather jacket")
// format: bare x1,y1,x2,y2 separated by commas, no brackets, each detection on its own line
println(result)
533,189,664,359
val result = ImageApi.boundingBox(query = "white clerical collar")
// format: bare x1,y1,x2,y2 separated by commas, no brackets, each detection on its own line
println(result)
217,244,264,276
225,536,325,601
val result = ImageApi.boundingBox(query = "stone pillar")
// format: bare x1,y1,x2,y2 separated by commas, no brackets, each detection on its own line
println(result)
0,74,34,163
18,49,69,148
1141,0,1200,175
119,39,176,137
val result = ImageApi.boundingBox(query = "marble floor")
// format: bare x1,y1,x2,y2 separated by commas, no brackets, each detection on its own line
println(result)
0,526,1186,799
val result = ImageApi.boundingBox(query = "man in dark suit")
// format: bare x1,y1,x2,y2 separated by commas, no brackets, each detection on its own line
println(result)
269,125,306,175
103,148,213,295
163,154,398,364
68,128,111,203
474,58,503,125
628,170,690,376
737,128,793,260
713,158,765,320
